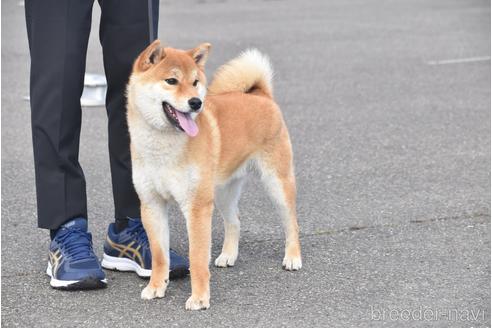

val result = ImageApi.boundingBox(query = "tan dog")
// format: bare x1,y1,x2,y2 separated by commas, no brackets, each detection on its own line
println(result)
126,40,302,310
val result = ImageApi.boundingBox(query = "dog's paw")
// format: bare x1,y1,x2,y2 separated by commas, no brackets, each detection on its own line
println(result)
214,252,237,267
141,283,167,300
185,295,210,310
282,256,302,271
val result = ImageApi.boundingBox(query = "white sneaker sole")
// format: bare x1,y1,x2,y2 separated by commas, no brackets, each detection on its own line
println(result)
46,262,107,289
101,253,152,278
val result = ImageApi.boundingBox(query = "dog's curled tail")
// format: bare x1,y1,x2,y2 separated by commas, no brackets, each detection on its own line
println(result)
208,49,273,98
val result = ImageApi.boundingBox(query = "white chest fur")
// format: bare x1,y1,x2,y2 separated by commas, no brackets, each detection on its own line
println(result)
129,115,200,208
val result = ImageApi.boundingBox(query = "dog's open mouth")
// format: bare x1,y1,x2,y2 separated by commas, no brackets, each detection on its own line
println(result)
162,102,199,137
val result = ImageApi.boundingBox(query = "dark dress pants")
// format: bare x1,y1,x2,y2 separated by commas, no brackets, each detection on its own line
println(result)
25,0,159,229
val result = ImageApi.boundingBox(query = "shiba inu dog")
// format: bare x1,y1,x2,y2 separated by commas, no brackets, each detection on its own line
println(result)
126,40,302,310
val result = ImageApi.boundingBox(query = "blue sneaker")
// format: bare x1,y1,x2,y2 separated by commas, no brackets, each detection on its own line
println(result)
47,218,107,290
101,218,189,279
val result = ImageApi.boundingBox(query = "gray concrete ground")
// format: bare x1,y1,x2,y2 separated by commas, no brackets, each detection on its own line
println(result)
1,0,490,327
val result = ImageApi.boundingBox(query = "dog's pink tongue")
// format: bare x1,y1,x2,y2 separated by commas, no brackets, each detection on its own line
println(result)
176,111,199,137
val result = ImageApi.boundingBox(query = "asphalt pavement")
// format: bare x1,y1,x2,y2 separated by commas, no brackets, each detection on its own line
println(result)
1,0,490,327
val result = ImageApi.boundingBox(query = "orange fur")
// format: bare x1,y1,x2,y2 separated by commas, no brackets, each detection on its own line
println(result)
127,40,301,310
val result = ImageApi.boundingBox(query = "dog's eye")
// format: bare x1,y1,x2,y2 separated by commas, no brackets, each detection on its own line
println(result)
165,78,178,85
193,79,199,87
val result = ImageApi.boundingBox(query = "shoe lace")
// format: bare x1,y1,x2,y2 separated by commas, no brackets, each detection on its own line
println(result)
127,221,150,249
56,229,94,261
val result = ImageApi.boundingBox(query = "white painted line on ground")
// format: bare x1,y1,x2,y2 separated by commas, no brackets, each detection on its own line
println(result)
427,56,491,65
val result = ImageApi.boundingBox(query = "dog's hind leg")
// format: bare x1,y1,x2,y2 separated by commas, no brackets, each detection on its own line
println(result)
257,143,302,271
214,177,245,267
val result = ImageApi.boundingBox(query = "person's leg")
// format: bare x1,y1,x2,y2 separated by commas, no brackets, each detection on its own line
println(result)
25,0,93,230
98,0,159,224
26,0,106,289
98,0,189,279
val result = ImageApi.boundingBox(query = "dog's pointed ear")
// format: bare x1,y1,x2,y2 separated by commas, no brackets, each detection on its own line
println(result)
188,43,211,68
135,40,166,72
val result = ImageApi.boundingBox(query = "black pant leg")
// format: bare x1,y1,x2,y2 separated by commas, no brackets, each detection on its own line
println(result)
25,0,95,229
98,0,159,220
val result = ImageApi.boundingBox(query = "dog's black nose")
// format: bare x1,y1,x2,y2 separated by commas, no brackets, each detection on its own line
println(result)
188,98,202,111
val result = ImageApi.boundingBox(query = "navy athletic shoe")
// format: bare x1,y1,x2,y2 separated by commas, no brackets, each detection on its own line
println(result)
101,218,189,279
47,218,107,290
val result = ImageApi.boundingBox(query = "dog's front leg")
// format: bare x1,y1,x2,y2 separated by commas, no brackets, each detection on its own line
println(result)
140,200,170,300
184,200,213,310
